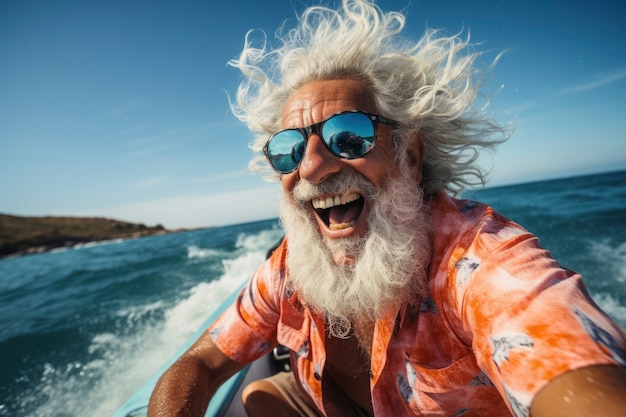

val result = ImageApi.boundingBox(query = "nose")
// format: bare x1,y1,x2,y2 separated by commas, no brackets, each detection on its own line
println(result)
297,133,342,184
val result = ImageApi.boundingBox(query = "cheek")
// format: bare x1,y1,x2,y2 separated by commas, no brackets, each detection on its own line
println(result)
357,145,398,187
281,172,299,196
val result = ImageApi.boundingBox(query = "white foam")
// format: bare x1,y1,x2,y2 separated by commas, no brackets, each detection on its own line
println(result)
589,239,626,283
585,239,626,327
74,238,126,250
187,245,228,260
120,302,165,327
16,226,283,417
46,238,126,256
592,292,626,329
236,227,283,252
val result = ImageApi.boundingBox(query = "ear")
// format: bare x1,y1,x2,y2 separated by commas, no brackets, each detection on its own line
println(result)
405,132,424,184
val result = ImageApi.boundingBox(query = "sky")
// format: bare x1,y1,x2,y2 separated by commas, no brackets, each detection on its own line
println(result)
1,0,625,229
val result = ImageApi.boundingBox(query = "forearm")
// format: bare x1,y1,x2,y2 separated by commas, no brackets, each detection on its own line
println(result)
147,357,218,417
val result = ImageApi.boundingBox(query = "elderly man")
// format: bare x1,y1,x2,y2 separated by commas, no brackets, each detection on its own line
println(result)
148,1,626,416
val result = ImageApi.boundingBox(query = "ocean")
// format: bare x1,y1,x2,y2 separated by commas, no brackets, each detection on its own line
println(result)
1,170,625,417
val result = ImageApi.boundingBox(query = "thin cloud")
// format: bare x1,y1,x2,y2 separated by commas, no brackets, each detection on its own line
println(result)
554,69,626,96
92,185,281,229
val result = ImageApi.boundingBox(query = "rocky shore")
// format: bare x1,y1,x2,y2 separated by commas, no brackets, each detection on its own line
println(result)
0,214,177,259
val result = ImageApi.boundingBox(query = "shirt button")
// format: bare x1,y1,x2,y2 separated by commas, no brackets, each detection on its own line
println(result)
314,371,322,381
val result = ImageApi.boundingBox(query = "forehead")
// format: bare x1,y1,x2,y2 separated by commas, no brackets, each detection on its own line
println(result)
280,78,377,129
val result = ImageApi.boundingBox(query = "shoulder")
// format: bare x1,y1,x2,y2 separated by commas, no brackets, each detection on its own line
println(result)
429,192,531,271
430,191,525,240
427,191,551,342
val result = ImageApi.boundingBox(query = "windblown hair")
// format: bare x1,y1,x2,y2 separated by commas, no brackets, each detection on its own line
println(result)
229,0,510,195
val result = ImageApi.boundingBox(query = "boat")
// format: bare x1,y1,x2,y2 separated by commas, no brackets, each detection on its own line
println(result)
111,280,290,417
112,241,287,417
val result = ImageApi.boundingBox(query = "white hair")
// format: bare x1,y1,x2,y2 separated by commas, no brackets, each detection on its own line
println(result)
280,166,431,337
229,0,510,196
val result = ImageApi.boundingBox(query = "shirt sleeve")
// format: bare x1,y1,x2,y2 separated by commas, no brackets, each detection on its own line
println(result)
208,240,287,363
443,206,626,416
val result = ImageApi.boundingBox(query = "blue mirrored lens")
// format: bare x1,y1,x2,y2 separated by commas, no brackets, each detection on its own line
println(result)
265,111,378,173
322,112,374,159
267,130,305,173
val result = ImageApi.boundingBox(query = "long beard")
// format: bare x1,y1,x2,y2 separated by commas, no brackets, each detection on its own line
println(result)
279,170,432,339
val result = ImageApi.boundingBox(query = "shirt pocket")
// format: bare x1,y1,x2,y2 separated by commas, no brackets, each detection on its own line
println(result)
405,352,481,393
400,353,507,416
276,320,310,359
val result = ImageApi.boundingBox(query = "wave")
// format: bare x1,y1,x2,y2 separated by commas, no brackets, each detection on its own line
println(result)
235,227,284,253
587,239,626,328
593,292,626,329
7,227,282,417
74,238,127,250
589,239,626,284
5,217,622,417
186,245,229,260
47,238,128,255
186,226,283,261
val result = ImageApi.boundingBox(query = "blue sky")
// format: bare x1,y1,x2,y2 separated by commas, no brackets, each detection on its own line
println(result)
2,0,625,229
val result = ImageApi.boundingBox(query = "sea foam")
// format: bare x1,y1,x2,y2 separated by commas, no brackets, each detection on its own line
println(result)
14,227,282,417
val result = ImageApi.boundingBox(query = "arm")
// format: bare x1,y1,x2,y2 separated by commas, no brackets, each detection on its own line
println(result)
148,241,288,416
147,331,245,417
530,364,626,417
436,203,626,415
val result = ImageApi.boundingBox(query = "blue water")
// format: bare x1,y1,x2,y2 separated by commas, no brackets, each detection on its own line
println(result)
1,170,625,417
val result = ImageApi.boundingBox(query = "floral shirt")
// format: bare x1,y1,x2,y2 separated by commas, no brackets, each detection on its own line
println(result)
209,192,626,417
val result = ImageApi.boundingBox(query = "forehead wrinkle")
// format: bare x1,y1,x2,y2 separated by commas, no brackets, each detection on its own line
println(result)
280,79,377,130
281,98,365,129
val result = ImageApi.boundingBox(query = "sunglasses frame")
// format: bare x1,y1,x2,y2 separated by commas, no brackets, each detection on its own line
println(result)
263,110,398,174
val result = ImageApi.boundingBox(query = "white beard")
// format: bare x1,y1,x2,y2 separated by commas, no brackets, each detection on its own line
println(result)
279,170,432,339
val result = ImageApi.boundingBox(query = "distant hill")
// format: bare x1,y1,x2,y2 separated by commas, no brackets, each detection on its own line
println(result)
0,214,171,258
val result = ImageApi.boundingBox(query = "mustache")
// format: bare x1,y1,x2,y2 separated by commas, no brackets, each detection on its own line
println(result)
280,169,430,328
291,172,378,203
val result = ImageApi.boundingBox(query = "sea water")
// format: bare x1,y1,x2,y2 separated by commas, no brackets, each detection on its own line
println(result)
1,170,625,417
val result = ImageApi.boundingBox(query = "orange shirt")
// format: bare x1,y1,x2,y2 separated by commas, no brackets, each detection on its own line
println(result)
209,192,626,416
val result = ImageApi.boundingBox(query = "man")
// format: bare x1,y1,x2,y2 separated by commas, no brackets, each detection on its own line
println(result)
148,1,626,416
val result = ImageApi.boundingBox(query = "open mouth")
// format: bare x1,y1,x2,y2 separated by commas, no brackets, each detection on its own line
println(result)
311,191,364,230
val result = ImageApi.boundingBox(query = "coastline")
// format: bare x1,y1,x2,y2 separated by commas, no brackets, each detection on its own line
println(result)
0,214,186,259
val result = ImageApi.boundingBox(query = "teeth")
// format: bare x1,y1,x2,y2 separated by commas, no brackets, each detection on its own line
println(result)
329,222,354,230
311,192,360,209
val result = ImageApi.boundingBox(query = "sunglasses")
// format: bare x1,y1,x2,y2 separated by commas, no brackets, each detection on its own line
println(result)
263,110,398,174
